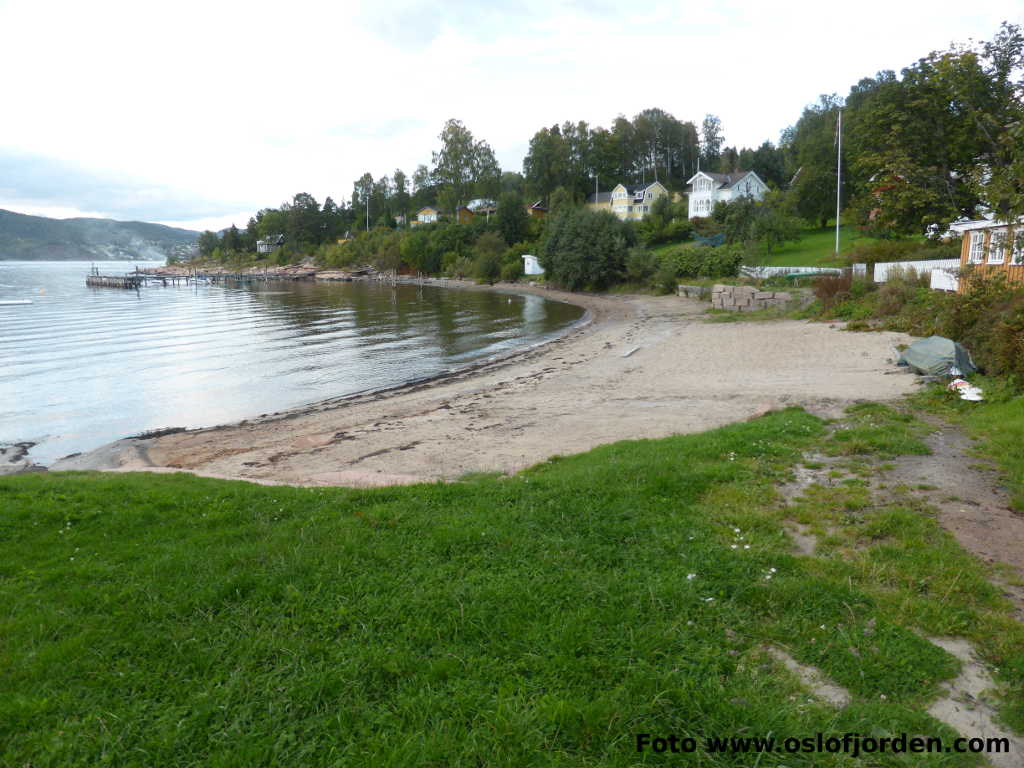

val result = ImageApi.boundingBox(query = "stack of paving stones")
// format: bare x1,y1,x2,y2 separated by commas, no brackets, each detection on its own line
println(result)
709,284,793,312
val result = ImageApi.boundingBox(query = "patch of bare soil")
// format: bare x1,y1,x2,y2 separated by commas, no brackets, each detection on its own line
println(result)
880,423,1024,606
926,636,1024,768
764,646,851,707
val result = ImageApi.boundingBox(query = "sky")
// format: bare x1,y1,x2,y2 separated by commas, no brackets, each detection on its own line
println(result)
0,0,1019,232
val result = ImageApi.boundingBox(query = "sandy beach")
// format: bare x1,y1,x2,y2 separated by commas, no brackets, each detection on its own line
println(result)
53,287,919,486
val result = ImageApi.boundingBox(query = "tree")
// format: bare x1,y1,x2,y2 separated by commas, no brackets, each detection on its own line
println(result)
523,125,570,202
548,186,574,215
700,114,724,169
964,23,1024,221
197,230,219,257
222,224,241,252
240,217,258,252
284,192,321,246
786,95,842,227
472,231,505,284
352,173,374,231
391,169,410,222
431,119,501,213
325,197,350,242
496,190,528,245
541,208,631,291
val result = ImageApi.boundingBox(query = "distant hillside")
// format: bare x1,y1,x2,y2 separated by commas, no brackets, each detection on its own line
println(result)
0,209,199,260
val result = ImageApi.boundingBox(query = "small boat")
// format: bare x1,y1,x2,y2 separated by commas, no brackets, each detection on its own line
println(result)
0,299,32,305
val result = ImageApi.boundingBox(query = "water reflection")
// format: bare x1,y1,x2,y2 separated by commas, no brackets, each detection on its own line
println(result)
0,262,583,463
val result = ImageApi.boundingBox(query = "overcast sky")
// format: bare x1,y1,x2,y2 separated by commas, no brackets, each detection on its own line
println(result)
0,0,1018,231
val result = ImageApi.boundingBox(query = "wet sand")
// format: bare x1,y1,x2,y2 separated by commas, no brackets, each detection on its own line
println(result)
53,287,919,487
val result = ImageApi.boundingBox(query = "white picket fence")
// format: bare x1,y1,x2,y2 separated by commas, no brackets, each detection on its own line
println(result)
739,265,843,278
930,268,959,291
738,260,960,291
873,258,961,283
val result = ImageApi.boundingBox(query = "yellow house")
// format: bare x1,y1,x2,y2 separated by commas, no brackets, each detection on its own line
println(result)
958,218,1024,291
411,206,442,226
586,181,669,221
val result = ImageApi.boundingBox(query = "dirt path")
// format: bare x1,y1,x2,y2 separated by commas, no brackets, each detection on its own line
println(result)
54,290,918,487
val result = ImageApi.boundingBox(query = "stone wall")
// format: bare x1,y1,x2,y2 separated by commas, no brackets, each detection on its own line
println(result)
710,284,793,312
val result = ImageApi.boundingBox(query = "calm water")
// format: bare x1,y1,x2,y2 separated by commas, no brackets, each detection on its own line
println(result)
0,261,583,465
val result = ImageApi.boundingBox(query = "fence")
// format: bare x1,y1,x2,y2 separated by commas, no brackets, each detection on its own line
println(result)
873,258,961,283
739,265,844,278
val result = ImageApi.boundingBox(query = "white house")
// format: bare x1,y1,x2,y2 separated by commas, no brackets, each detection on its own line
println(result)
686,171,768,219
256,234,284,254
522,254,544,276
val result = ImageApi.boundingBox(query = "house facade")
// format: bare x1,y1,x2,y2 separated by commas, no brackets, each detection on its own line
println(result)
586,181,669,221
686,171,767,219
412,206,441,226
958,218,1024,291
256,234,284,254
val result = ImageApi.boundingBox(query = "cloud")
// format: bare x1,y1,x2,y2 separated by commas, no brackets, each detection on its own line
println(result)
0,0,1017,225
0,150,249,222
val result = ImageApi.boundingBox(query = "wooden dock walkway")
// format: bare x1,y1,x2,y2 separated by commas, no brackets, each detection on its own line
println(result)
86,273,144,289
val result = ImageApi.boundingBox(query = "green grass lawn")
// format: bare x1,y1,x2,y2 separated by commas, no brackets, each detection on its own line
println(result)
652,225,899,269
757,225,882,268
2,407,1022,766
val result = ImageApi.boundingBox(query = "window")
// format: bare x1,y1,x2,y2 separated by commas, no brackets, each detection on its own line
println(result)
989,229,1007,264
1012,229,1023,265
968,231,985,264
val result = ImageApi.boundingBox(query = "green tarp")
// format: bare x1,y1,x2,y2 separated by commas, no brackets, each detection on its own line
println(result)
898,336,977,377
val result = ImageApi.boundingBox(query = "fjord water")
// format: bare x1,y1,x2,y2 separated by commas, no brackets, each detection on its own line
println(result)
0,261,583,465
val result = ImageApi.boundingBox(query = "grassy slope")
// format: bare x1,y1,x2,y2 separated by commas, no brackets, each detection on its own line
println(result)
758,226,883,268
2,408,1022,766
651,226,892,268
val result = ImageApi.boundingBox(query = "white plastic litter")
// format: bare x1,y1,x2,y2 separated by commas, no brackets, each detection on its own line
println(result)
948,378,984,401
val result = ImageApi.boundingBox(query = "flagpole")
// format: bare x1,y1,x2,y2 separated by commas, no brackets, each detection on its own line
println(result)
835,109,842,257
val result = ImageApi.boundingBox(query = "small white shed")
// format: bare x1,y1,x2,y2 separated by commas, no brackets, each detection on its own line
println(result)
522,254,544,276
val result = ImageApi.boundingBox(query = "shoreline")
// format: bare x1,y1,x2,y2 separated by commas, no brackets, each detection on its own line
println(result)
47,280,602,474
51,285,922,488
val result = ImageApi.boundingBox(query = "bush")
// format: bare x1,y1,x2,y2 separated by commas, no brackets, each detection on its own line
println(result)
472,232,505,284
624,247,660,284
540,208,633,291
500,259,524,282
662,244,743,279
813,272,854,310
690,216,721,237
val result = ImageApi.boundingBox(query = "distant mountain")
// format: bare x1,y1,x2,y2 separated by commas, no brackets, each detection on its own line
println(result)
0,209,200,261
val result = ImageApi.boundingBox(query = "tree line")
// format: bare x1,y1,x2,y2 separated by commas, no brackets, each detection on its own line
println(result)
195,21,1022,271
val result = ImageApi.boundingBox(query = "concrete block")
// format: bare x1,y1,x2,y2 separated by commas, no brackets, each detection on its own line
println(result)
755,291,774,300
774,292,793,301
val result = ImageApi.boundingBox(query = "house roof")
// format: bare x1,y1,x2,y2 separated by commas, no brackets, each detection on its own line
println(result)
587,191,613,204
955,216,1023,232
631,181,665,193
416,206,440,214
529,200,546,210
686,171,766,191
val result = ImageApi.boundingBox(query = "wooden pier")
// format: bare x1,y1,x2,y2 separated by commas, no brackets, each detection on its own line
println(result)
86,266,195,289
86,273,144,289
